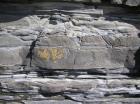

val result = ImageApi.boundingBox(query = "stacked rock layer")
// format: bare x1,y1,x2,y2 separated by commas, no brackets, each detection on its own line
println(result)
0,1,140,104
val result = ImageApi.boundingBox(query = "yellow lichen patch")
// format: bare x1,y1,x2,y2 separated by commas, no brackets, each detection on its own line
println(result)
37,48,64,62
38,49,50,60
50,48,64,62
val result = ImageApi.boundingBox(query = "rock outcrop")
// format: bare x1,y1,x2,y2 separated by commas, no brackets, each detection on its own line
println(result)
0,0,140,104
1,0,140,6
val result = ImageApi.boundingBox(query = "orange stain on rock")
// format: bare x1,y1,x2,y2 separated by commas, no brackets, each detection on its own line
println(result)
38,48,50,60
37,48,64,62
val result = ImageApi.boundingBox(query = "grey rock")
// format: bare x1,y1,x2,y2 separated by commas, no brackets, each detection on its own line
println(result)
33,47,135,70
0,80,36,93
23,100,82,104
12,29,39,36
36,36,78,48
6,102,21,104
103,36,140,47
0,33,24,47
0,15,29,28
88,68,129,75
20,35,37,41
0,96,14,101
80,35,107,46
63,94,85,102
126,0,140,6
0,1,139,104
0,47,24,66
111,0,123,4
50,14,70,22
107,79,140,88
32,47,75,69
39,79,96,93
0,0,139,7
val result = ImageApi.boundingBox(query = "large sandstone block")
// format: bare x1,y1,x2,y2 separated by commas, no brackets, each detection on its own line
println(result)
32,46,137,69
36,36,78,49
103,36,140,47
0,78,105,93
0,33,26,47
126,0,140,6
32,47,75,69
79,35,107,46
0,47,29,66
23,100,82,104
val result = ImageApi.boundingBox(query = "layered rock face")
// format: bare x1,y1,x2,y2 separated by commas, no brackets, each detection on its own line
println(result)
0,0,140,104
1,0,140,6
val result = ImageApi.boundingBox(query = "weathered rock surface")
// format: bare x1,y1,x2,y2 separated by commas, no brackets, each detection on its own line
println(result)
0,0,140,6
0,1,140,104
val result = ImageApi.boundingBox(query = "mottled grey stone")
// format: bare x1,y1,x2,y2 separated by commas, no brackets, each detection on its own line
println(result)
0,33,24,47
23,100,82,104
0,96,14,101
6,102,21,104
12,29,39,36
0,0,139,6
33,46,136,70
36,36,78,48
0,47,24,66
32,47,75,69
80,35,107,46
126,0,140,6
103,36,140,47
111,0,123,4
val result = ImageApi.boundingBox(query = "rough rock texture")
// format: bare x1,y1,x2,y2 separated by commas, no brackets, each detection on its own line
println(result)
1,0,140,6
0,0,140,104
